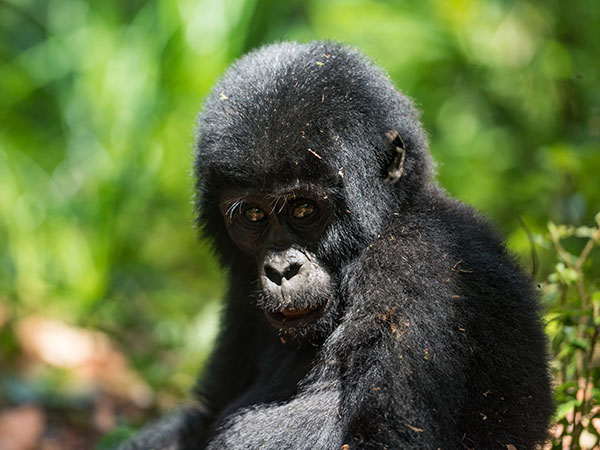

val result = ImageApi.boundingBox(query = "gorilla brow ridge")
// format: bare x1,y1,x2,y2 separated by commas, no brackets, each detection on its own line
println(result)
224,199,245,218
223,193,297,218
269,194,294,215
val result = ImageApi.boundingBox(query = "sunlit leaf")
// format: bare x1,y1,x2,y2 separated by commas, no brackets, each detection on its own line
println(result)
575,226,597,239
554,399,581,421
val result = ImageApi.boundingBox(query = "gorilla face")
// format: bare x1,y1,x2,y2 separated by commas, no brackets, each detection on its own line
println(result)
220,190,336,336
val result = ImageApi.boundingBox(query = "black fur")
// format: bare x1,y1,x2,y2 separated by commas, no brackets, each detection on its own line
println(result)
119,41,553,450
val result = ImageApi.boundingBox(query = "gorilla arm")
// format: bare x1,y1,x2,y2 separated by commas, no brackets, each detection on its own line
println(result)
202,293,463,450
331,248,467,449
333,203,552,450
204,232,466,450
205,381,344,450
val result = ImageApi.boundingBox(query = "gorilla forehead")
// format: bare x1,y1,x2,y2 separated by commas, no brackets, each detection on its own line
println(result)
196,41,399,183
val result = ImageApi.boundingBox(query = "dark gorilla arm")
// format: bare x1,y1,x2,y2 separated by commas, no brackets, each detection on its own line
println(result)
335,192,552,449
115,408,208,450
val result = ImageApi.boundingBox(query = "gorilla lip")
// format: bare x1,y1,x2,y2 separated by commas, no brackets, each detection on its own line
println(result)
280,305,320,319
265,299,329,327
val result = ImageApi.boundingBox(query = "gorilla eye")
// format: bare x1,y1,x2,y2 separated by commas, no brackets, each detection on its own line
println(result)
243,206,265,222
292,202,315,219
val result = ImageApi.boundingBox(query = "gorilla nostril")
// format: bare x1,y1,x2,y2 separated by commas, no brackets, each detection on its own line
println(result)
264,263,302,286
264,266,283,285
283,263,301,280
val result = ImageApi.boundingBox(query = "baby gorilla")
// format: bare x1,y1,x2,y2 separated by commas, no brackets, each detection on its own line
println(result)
119,41,554,450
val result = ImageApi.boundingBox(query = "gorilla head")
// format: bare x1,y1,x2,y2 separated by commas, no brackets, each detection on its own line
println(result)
195,41,431,339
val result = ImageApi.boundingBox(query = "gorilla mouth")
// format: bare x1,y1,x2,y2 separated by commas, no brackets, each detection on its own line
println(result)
265,299,329,328
280,306,319,319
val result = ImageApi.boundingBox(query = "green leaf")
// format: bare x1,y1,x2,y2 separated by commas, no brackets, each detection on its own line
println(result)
575,226,597,239
554,398,581,421
554,381,578,395
94,426,135,450
554,262,579,285
549,223,575,239
569,337,590,351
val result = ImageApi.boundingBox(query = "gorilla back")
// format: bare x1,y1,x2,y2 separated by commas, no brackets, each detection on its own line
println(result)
120,41,553,450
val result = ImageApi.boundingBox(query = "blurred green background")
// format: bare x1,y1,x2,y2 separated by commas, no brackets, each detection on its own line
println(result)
1,0,599,448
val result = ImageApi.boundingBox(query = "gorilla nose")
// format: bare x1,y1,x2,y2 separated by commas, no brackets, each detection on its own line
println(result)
262,248,309,287
264,263,302,286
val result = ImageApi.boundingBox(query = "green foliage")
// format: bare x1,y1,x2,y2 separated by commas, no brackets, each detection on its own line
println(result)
541,214,600,448
0,0,226,403
94,426,135,450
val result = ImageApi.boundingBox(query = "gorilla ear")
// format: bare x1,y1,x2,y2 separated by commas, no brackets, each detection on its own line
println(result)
384,130,406,184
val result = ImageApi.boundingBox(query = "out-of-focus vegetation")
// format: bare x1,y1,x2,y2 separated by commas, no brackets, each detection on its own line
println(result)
543,216,600,448
0,0,598,448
